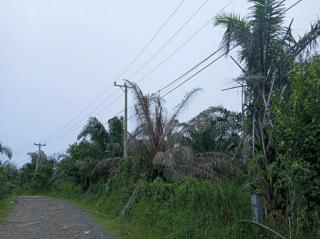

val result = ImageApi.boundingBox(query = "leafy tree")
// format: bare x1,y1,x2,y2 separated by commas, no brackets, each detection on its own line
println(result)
0,142,15,195
60,140,98,190
272,55,320,234
19,150,56,192
0,160,17,195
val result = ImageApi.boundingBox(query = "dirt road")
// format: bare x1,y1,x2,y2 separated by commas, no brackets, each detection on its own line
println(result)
0,196,116,239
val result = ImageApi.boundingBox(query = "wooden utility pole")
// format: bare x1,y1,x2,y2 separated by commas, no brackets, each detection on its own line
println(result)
114,81,133,158
34,143,46,172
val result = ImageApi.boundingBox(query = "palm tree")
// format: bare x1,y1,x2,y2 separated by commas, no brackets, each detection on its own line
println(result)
214,0,320,218
78,116,124,159
0,142,12,159
78,117,110,157
115,81,244,217
181,106,242,155
91,83,202,181
127,80,201,174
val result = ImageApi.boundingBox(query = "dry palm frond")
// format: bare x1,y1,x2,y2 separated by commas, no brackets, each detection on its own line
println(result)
164,88,202,142
152,147,243,181
152,152,176,169
176,163,221,179
119,185,140,218
291,19,320,57
126,80,202,167
195,152,244,178
91,157,122,176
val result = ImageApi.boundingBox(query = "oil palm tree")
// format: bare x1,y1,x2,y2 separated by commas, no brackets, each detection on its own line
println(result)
214,0,320,218
181,106,242,155
84,81,244,217
127,80,201,174
78,117,110,158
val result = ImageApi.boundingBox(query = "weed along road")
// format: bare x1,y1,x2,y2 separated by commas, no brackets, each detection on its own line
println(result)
0,196,115,239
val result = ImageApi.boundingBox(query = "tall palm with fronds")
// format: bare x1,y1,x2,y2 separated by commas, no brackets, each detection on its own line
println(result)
127,81,243,181
78,117,110,158
181,106,242,155
214,0,320,218
116,82,245,217
127,80,201,172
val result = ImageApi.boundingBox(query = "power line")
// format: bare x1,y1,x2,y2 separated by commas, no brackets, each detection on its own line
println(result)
162,47,236,97
116,0,185,80
121,47,225,121
160,0,303,97
41,1,214,144
52,0,303,147
159,45,224,93
41,83,114,142
124,46,229,122
41,0,185,142
284,0,302,13
129,0,210,80
136,0,235,85
45,96,122,144
21,0,305,160
45,0,302,144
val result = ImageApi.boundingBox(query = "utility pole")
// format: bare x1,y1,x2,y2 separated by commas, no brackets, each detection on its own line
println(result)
34,143,46,172
114,81,133,158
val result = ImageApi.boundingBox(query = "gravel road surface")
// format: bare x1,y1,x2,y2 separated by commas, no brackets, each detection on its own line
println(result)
0,196,116,239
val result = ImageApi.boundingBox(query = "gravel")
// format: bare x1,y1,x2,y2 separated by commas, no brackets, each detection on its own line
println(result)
0,196,116,239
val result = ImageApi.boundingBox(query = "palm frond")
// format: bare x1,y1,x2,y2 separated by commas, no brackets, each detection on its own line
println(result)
91,157,121,176
119,185,140,218
164,88,202,146
0,144,12,159
152,152,176,169
78,117,110,152
195,152,244,179
127,80,202,168
291,19,320,57
214,13,251,58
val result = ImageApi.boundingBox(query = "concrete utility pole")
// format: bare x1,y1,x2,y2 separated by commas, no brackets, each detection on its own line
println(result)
114,81,133,158
34,143,46,172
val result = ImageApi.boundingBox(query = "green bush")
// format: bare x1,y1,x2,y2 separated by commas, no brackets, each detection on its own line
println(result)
272,55,320,236
131,178,251,239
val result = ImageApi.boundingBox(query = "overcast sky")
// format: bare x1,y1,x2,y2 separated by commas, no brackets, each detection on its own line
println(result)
1,0,319,166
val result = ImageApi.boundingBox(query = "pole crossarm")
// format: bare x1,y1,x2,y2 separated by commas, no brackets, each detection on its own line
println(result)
33,143,46,172
114,81,133,158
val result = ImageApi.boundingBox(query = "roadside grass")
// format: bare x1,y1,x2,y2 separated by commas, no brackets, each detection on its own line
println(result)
0,195,16,224
38,176,252,239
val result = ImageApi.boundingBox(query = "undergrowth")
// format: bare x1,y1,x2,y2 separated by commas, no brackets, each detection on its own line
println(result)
41,158,255,239
0,195,16,224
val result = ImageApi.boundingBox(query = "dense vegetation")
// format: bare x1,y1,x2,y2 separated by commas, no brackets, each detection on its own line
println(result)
1,0,320,238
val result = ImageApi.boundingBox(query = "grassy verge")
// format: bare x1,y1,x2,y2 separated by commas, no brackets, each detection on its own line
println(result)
0,195,16,224
38,177,251,239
